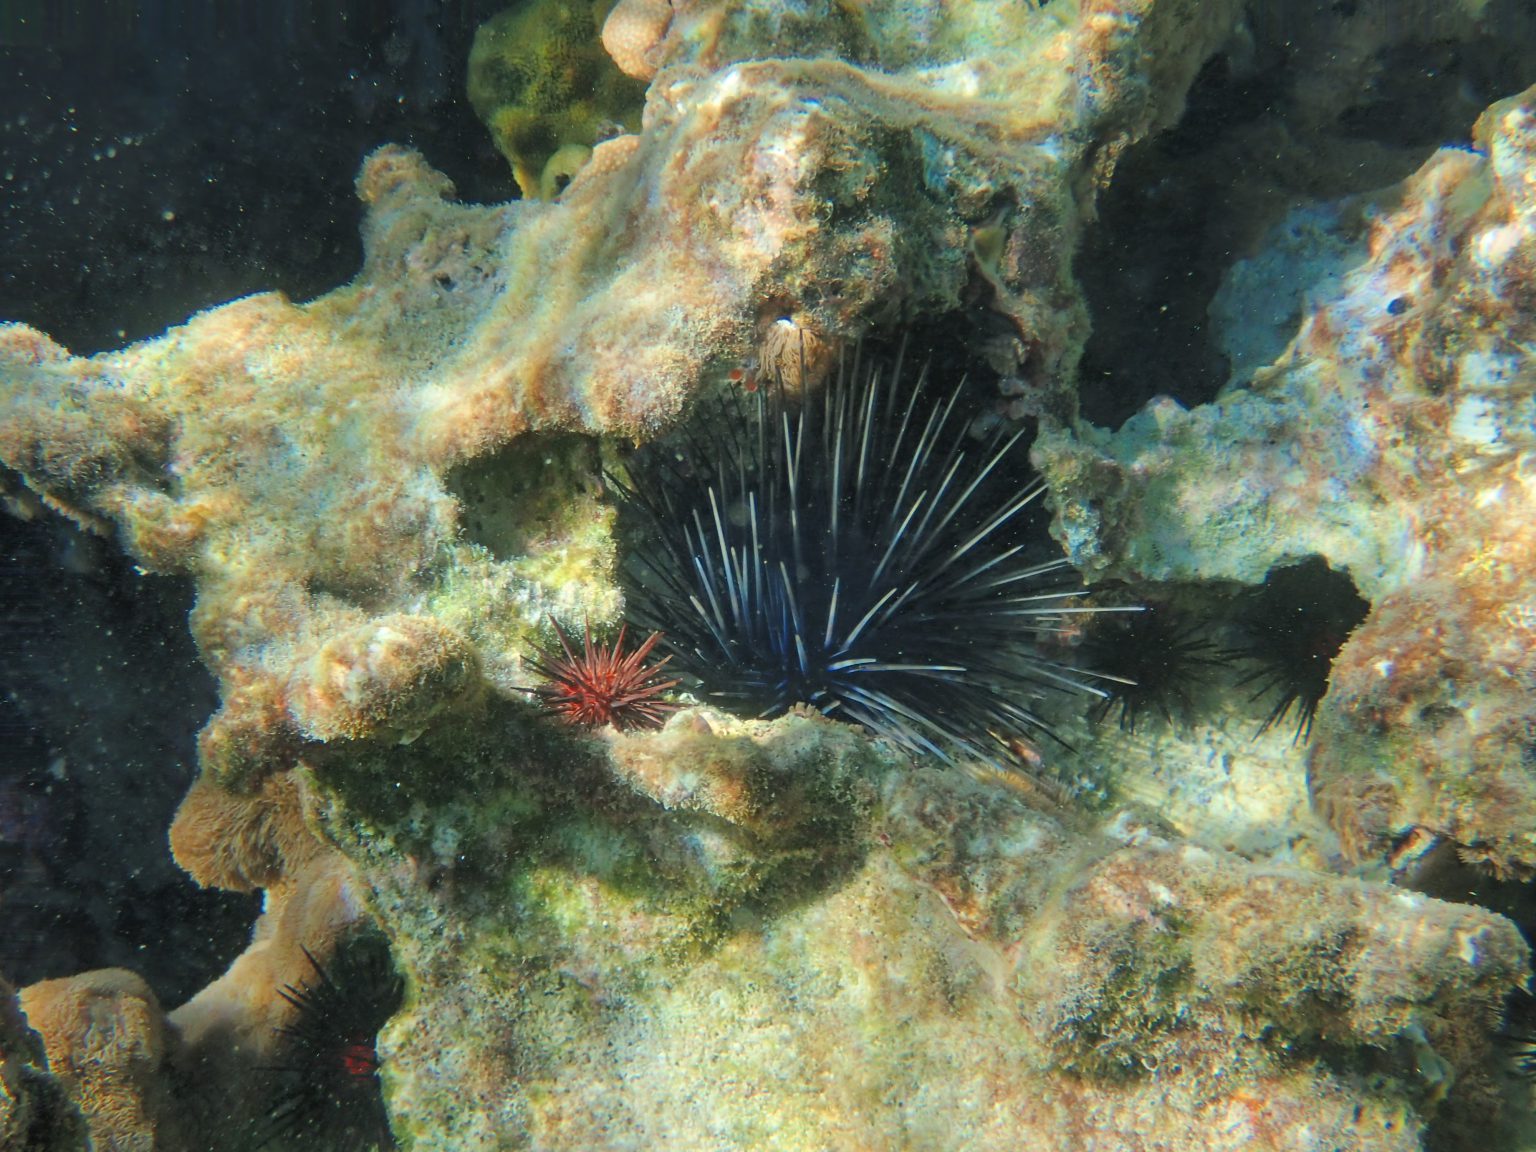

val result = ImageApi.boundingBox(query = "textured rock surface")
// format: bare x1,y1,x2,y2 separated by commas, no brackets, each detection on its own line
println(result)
0,975,84,1152
0,0,1247,776
2,2,1534,1151
1037,83,1536,874
330,709,1525,1152
0,0,1241,856
0,0,1244,810
17,970,174,1152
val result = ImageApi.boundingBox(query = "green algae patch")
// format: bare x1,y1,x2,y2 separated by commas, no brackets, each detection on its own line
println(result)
447,433,612,569
467,0,647,199
302,694,577,854
308,698,884,963
442,430,620,623
1038,910,1200,1082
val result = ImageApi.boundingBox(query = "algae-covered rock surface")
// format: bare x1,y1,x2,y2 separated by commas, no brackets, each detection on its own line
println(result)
1038,84,1536,877
320,708,1525,1152
2,1,1535,1150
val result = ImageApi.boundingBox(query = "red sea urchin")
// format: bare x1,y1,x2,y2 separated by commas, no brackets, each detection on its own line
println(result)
528,617,679,730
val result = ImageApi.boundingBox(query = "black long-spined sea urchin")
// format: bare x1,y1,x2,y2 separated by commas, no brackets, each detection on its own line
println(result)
261,936,403,1151
612,345,1108,767
1226,557,1370,745
1088,597,1221,734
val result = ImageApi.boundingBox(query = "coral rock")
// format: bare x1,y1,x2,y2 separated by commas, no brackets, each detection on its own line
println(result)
0,975,85,1152
170,770,327,893
367,733,1525,1152
1037,82,1536,873
287,614,479,744
17,971,177,1152
11,3,1534,1150
601,0,673,81
0,0,1243,798
167,851,378,1144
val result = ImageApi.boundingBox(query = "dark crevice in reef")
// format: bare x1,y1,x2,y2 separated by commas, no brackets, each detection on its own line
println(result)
874,312,1000,392
0,504,258,1006
447,432,607,564
1075,0,1536,431
1393,836,1536,964
1075,49,1293,431
860,310,1013,437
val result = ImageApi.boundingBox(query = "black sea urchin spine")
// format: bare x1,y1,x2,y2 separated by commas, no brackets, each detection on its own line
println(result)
1225,557,1370,745
1087,597,1222,734
612,345,1109,768
261,938,403,1151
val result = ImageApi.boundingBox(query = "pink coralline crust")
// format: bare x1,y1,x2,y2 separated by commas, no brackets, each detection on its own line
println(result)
1038,83,1536,874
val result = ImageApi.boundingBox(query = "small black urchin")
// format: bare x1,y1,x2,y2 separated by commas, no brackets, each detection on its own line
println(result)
611,345,1107,768
1226,557,1370,744
1507,1031,1536,1081
1500,995,1536,1083
261,936,404,1151
1087,598,1221,734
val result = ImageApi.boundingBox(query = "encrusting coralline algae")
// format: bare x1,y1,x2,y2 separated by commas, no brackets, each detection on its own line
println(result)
1,2,1533,1150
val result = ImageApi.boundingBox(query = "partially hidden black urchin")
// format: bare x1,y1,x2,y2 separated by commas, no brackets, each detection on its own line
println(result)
1087,598,1222,734
611,345,1108,768
261,937,404,1151
1226,557,1370,745
1507,1032,1536,1082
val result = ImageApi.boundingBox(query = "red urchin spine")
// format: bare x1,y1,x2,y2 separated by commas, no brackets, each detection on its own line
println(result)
529,617,679,730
